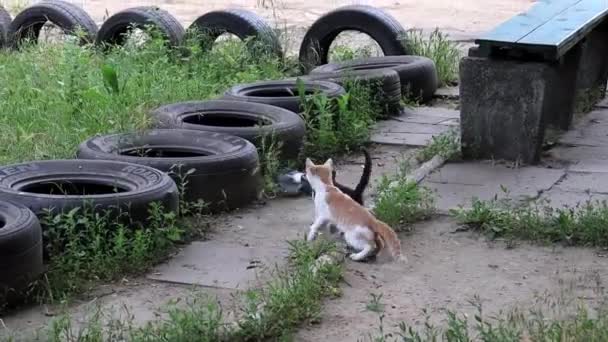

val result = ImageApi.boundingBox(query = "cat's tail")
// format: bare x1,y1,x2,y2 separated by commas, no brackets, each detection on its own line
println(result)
373,220,403,260
353,148,372,196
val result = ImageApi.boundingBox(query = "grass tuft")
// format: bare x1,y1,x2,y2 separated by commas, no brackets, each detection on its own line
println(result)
373,160,435,229
416,129,461,163
452,190,608,247
36,202,188,302
365,299,608,342
299,80,378,161
404,28,461,86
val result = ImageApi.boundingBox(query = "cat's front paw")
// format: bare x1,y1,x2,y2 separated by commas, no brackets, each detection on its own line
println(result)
349,253,360,261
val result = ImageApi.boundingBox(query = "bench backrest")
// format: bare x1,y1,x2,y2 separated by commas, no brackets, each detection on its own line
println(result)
475,0,608,61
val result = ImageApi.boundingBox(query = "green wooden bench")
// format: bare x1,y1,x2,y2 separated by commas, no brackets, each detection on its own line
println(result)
460,0,608,164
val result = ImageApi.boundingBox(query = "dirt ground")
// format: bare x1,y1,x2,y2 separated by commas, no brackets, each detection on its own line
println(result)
3,0,533,42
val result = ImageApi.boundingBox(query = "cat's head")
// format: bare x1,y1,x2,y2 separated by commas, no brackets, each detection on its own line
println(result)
305,158,333,186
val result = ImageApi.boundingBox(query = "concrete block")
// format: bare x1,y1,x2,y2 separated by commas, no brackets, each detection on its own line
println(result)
575,23,608,108
459,57,549,164
543,45,582,130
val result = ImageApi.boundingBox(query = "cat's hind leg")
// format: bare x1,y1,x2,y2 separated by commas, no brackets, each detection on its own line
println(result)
343,226,376,261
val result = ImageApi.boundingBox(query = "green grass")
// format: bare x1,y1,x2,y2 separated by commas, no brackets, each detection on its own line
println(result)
404,28,461,86
20,194,211,305
366,293,386,313
365,301,608,342
451,190,608,247
256,132,284,196
416,129,461,163
0,36,287,165
299,80,378,162
329,44,378,63
5,239,342,342
373,161,435,229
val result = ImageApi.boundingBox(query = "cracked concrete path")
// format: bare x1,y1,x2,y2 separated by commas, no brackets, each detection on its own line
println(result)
417,106,608,212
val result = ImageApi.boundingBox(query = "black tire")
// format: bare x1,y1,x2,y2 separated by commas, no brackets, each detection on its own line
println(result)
298,5,408,73
187,8,282,58
0,200,43,304
151,100,306,160
222,79,346,113
0,5,11,48
96,6,185,48
8,0,97,47
77,129,261,211
0,160,178,227
302,68,402,117
311,56,438,103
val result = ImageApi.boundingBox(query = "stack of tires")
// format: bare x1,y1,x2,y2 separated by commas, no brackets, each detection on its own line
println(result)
0,1,439,305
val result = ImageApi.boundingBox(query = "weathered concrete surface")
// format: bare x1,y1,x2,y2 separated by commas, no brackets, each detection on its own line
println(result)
459,57,548,163
539,189,608,209
434,86,459,99
371,107,458,147
422,162,565,213
148,241,289,289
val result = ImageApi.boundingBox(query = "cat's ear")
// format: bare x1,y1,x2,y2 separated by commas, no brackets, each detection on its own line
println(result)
324,159,333,168
305,158,314,168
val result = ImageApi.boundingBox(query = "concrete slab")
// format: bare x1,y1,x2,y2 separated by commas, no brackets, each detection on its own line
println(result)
540,189,608,208
550,146,608,162
373,121,450,134
147,241,289,289
425,182,496,212
558,109,608,147
423,162,565,212
555,172,608,194
437,118,460,126
595,96,608,108
370,132,436,146
403,106,460,119
395,114,449,125
434,86,459,99
568,160,608,173
426,163,565,189
370,107,458,146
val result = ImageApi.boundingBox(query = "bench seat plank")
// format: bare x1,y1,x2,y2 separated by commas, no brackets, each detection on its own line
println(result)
519,0,608,59
475,0,582,45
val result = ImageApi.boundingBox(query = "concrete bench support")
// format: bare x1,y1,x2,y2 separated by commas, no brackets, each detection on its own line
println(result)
459,52,580,164
575,24,608,109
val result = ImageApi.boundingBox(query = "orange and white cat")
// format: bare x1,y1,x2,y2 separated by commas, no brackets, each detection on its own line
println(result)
305,158,404,261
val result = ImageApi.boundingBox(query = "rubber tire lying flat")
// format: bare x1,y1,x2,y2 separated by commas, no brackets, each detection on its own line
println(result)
298,5,408,73
0,200,43,305
0,160,178,227
96,6,185,48
8,0,97,47
311,56,439,103
302,68,402,117
77,129,261,211
188,8,282,58
152,100,306,160
0,5,11,48
222,79,346,113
